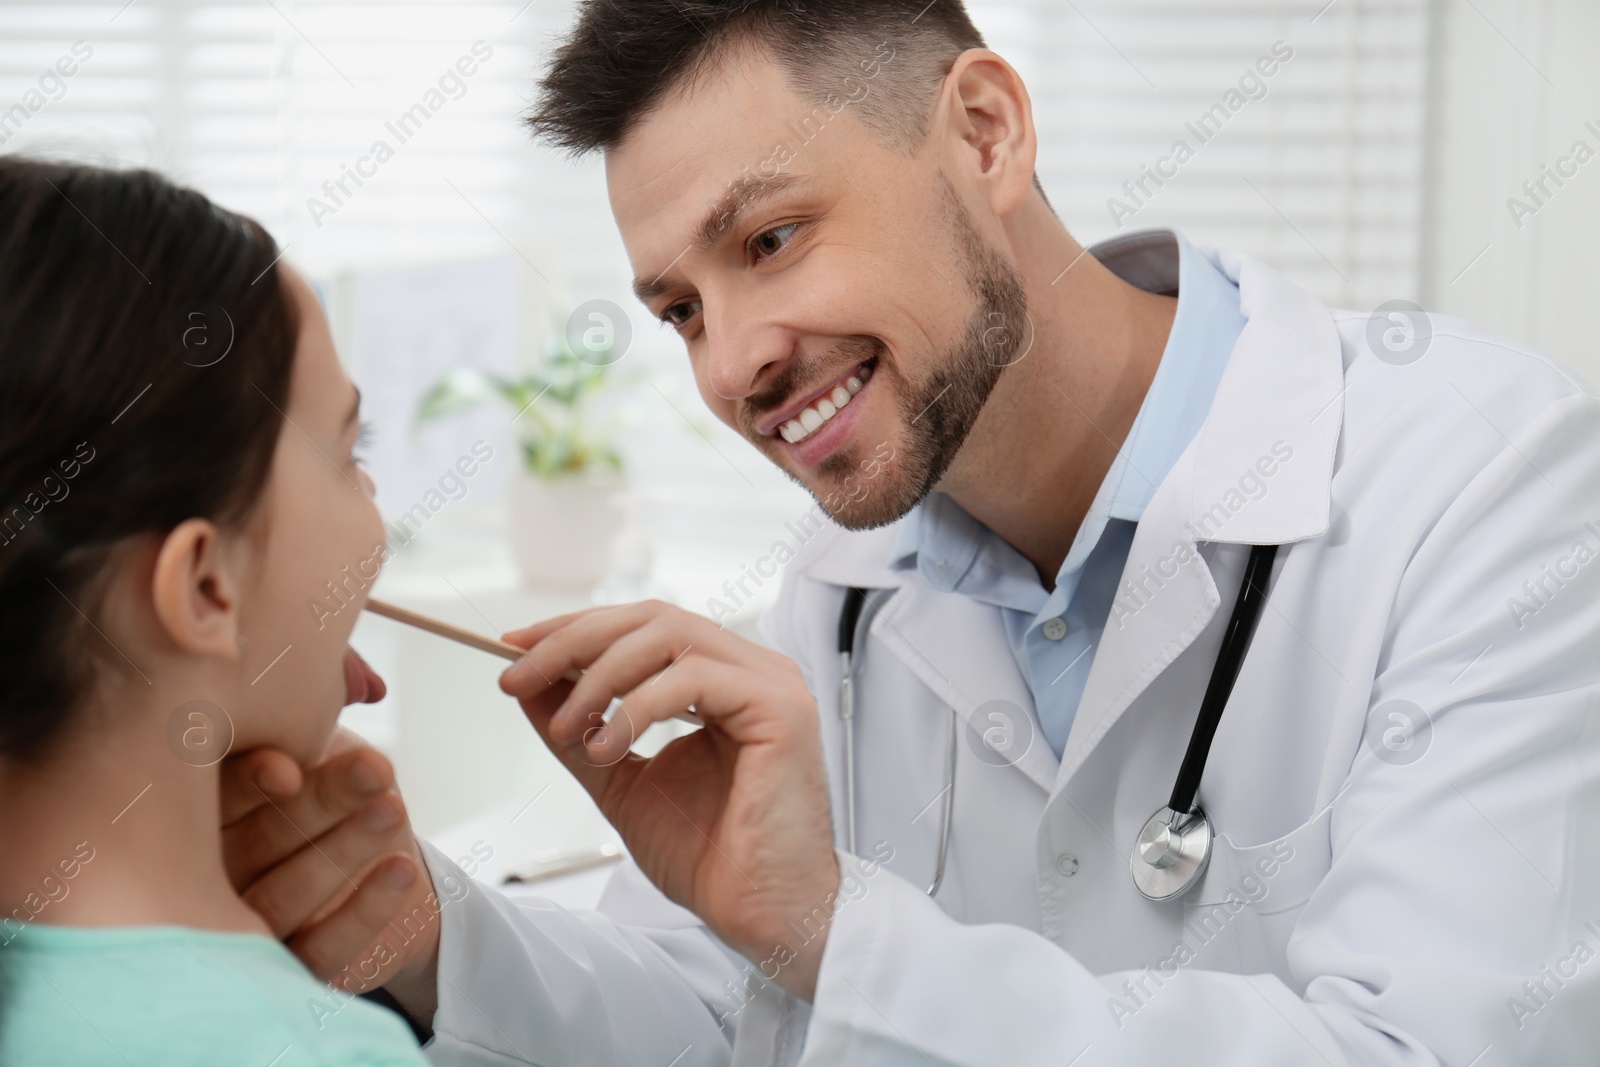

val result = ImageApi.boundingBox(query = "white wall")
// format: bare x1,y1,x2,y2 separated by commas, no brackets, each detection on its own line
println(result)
1420,0,1600,385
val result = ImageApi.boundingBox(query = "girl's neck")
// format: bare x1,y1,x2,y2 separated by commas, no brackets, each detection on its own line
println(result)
0,714,267,938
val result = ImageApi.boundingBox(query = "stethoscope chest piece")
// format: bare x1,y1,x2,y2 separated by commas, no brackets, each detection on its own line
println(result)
1131,805,1212,901
1128,543,1280,903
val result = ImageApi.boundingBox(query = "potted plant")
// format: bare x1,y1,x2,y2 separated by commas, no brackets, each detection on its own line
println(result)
416,338,631,589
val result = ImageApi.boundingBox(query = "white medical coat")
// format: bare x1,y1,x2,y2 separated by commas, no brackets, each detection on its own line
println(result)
418,239,1600,1066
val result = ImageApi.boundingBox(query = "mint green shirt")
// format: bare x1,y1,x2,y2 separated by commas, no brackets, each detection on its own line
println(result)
0,923,429,1066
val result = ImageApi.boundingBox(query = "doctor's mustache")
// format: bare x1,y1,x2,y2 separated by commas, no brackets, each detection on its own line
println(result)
739,336,884,439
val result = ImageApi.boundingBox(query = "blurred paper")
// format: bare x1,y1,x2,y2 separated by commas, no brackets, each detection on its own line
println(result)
327,255,550,528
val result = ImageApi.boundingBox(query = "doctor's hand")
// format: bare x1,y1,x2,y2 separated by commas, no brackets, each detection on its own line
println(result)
500,601,841,1001
221,725,443,1027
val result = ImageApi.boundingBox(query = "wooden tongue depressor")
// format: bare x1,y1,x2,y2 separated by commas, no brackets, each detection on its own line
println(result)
363,597,702,726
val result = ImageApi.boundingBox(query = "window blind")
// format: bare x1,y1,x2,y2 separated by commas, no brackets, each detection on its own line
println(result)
988,0,1431,310
1,0,1432,619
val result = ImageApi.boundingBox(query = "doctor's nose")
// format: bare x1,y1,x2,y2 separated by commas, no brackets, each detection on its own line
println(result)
701,306,793,402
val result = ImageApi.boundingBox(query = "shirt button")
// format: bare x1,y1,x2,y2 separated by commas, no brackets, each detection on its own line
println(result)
1042,617,1068,641
1056,853,1079,877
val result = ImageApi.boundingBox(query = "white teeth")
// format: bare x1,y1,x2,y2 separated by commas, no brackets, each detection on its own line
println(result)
778,363,872,444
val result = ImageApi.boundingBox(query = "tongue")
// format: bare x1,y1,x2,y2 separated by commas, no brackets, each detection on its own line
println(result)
343,647,387,705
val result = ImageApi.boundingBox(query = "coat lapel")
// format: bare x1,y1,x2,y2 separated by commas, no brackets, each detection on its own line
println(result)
797,521,1060,791
1051,246,1345,794
871,581,1060,792
792,245,1346,804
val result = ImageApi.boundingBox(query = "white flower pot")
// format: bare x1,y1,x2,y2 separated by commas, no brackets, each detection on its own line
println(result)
508,469,627,590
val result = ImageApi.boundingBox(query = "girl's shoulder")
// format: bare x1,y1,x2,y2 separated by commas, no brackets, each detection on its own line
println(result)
0,923,428,1067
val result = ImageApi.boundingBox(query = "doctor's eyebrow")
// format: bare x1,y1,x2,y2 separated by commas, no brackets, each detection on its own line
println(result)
631,172,808,304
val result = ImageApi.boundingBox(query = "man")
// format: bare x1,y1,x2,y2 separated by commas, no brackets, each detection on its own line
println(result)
226,1,1600,1063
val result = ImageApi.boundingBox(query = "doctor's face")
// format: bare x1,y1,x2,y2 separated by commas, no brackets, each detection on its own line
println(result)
607,47,1027,529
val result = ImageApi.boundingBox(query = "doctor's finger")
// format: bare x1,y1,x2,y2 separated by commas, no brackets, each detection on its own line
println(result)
496,601,652,652
221,723,387,829
219,747,303,825
499,598,689,648
510,678,643,793
239,792,412,939
508,598,764,671
541,598,770,678
288,853,420,986
223,745,399,887
498,603,661,698
580,657,767,765
501,600,714,698
544,615,724,744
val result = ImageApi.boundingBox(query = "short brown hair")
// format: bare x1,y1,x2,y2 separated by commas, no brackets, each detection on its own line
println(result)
526,0,987,156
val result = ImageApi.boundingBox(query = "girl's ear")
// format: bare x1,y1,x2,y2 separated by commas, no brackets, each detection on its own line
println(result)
149,518,243,659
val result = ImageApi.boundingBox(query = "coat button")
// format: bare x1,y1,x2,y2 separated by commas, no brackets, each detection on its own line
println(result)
1042,617,1068,641
1056,853,1079,877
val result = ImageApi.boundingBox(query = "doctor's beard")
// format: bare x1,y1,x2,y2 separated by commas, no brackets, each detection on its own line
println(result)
749,194,1030,531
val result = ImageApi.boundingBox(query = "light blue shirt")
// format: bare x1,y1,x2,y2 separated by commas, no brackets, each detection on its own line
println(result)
889,231,1246,759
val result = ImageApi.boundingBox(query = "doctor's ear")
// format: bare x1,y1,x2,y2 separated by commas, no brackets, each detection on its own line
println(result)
148,518,246,660
939,49,1038,219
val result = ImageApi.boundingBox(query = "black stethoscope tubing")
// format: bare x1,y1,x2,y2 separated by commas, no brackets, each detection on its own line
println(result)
837,541,1279,902
1166,542,1279,816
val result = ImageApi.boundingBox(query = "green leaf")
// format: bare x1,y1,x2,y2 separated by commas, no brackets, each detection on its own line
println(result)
413,367,498,426
415,313,645,477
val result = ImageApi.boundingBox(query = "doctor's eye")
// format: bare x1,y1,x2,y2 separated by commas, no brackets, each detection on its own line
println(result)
660,298,701,328
750,222,799,263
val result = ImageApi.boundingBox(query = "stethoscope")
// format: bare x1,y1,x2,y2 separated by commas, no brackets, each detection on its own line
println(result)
836,585,957,898
835,542,1278,904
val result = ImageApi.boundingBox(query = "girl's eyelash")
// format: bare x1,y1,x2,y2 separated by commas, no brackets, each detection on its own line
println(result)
353,420,374,459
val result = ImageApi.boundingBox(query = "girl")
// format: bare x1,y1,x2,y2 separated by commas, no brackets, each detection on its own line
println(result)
0,158,428,1066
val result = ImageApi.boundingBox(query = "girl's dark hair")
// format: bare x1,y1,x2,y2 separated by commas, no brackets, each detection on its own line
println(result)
0,158,297,759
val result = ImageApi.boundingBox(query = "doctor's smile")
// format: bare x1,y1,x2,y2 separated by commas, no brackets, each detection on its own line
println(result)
752,352,876,460
4,2,1600,1066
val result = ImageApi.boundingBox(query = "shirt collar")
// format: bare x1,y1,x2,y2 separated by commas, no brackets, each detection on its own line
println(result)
1100,229,1246,521
890,228,1245,587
